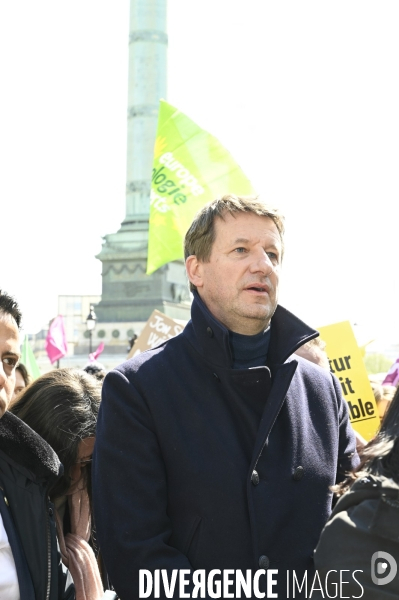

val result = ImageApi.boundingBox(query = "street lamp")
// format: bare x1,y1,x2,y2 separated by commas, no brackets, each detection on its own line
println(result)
86,305,97,354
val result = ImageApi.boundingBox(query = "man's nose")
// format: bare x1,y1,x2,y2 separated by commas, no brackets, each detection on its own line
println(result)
249,249,274,275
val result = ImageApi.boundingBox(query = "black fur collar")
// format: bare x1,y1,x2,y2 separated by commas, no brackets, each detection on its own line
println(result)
0,411,62,482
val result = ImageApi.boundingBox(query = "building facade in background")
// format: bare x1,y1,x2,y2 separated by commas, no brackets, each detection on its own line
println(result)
29,295,147,373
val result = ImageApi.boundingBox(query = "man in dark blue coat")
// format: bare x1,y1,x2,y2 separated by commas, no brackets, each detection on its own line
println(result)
93,195,358,599
0,290,75,600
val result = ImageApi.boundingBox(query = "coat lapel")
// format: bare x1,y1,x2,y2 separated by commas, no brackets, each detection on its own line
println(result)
250,360,298,471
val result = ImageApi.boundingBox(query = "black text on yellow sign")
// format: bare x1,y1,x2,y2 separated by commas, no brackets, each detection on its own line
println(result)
317,321,379,442
328,354,376,424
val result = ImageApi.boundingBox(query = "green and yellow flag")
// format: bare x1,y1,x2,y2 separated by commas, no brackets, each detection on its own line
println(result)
147,100,256,274
21,335,41,380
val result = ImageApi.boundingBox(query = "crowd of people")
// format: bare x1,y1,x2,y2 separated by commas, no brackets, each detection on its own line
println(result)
1,195,398,599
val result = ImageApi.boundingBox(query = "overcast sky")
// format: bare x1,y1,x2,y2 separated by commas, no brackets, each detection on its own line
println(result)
1,1,398,349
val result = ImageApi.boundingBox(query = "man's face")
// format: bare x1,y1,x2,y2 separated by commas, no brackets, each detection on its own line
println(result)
188,212,282,335
0,315,20,418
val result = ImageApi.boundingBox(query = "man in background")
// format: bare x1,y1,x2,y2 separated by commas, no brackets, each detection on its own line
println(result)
295,336,329,370
0,290,75,599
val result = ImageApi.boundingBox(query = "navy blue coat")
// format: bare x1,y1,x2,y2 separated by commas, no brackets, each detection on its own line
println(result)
93,295,358,599
0,411,75,600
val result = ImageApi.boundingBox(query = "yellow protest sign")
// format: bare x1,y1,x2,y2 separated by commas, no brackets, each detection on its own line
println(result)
317,321,379,441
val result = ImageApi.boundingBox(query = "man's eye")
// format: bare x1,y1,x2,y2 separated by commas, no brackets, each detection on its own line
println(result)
267,252,279,262
3,357,18,368
234,247,247,253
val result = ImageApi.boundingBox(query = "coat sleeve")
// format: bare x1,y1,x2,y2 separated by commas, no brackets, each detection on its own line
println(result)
332,374,359,483
92,368,201,600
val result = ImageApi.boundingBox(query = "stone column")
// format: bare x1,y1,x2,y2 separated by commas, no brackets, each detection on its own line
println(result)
95,0,190,325
123,0,167,227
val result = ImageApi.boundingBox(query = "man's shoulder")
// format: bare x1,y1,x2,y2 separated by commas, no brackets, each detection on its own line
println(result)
115,330,188,378
288,354,342,407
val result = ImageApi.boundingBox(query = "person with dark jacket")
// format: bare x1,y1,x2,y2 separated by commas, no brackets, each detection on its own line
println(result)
0,290,74,599
93,195,358,599
10,368,106,600
313,384,399,599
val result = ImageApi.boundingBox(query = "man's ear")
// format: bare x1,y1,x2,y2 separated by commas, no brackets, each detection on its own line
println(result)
185,255,204,289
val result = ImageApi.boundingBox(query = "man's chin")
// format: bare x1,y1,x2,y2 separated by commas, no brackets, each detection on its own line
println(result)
240,303,276,322
233,311,274,334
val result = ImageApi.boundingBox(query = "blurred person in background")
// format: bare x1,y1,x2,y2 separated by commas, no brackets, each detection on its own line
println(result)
369,376,383,405
0,290,75,600
11,368,113,600
378,384,396,421
295,336,330,370
11,362,30,401
314,384,399,599
83,362,106,383
369,377,395,423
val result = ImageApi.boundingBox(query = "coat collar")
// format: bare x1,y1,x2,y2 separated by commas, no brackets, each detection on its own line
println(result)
186,292,319,369
0,411,62,483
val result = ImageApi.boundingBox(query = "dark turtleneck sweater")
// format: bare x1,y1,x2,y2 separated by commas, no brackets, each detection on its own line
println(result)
229,326,271,369
227,326,272,442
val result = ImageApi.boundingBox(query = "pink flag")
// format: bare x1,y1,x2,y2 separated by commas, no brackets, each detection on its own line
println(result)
382,357,399,387
89,341,105,363
45,315,68,364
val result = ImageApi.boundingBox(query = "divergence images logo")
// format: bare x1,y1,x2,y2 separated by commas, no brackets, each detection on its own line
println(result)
371,551,397,586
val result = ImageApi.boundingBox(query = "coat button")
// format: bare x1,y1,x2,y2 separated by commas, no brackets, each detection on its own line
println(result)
293,466,304,481
251,470,260,486
213,372,220,381
48,507,53,516
259,555,269,569
206,327,214,338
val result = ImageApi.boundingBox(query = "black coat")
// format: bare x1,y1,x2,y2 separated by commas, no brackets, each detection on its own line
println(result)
314,474,399,599
93,295,358,599
0,411,75,600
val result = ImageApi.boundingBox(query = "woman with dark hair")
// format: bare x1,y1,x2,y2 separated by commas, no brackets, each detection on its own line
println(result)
11,362,31,400
313,386,399,599
11,368,105,600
